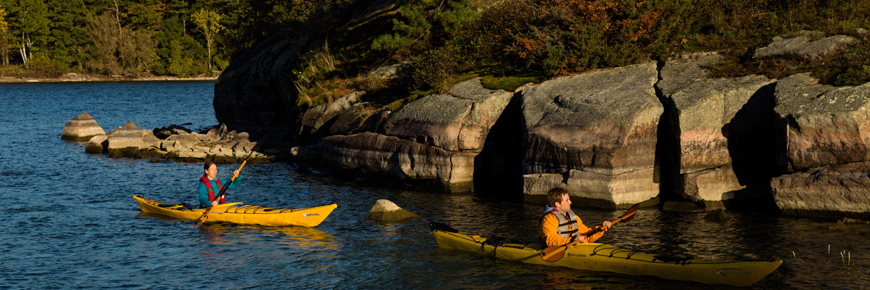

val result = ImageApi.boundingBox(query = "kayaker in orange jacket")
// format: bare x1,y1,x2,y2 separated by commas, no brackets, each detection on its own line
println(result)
538,187,612,247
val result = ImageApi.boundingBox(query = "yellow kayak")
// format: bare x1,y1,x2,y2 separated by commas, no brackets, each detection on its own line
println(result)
432,227,781,287
133,195,336,227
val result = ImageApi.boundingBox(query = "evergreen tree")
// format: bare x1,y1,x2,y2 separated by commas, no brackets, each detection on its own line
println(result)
7,0,50,68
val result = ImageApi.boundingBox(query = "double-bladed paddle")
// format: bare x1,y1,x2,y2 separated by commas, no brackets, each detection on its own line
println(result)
540,203,639,262
195,146,259,225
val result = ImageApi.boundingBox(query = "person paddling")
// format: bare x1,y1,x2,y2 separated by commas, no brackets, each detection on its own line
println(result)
538,187,612,247
198,161,241,208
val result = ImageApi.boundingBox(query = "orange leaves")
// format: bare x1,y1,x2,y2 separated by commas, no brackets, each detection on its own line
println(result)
507,36,545,59
563,0,658,43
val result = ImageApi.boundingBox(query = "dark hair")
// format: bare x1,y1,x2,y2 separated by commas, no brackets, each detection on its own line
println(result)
203,161,217,173
547,187,569,207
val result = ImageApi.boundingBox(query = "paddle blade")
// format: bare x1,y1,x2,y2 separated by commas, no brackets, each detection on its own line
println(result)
540,246,567,262
616,203,640,224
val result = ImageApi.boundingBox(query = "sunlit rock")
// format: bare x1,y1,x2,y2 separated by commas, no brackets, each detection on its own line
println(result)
772,161,870,220
367,199,420,221
656,53,777,204
521,62,662,208
383,77,513,151
773,73,870,172
62,112,105,141
753,30,857,59
85,135,108,154
106,121,160,157
297,132,477,193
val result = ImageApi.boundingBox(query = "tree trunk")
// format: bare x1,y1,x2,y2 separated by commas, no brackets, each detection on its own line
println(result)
19,46,27,69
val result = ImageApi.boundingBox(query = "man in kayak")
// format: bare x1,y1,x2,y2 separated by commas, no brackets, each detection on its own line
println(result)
538,187,612,247
198,161,241,208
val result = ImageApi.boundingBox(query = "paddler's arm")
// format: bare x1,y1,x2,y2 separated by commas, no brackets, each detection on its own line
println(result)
226,170,241,189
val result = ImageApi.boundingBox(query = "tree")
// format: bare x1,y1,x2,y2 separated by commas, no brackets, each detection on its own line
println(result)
8,0,50,69
191,8,223,71
0,3,7,65
85,13,120,74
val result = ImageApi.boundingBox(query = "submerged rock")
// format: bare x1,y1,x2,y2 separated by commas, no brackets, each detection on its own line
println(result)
367,199,421,222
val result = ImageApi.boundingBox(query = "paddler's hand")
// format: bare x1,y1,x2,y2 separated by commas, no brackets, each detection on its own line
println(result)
602,221,612,231
233,169,240,178
571,235,587,244
211,200,219,207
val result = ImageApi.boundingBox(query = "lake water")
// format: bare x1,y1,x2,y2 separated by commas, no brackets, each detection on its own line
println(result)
1,81,868,289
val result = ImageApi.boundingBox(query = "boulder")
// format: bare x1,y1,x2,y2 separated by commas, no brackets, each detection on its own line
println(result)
298,91,364,136
106,121,160,157
85,135,108,154
368,60,413,80
297,132,477,193
521,61,662,208
154,125,192,139
772,161,870,219
61,112,106,141
383,77,513,151
366,199,421,221
773,73,870,172
753,30,857,59
656,52,777,203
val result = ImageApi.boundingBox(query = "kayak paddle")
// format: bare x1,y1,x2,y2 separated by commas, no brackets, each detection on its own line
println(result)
195,146,258,225
540,203,639,262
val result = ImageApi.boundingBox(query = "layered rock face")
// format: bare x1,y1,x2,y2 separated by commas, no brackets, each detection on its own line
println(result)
61,112,106,141
291,78,513,193
211,22,870,218
520,62,662,208
772,73,870,218
656,53,777,205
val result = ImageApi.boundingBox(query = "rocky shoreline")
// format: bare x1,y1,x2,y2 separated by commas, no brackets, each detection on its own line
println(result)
1,73,217,83
210,28,869,220
62,29,870,220
62,113,273,164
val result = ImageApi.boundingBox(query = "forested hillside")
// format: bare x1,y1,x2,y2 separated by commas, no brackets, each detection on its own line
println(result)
1,0,869,88
0,0,352,78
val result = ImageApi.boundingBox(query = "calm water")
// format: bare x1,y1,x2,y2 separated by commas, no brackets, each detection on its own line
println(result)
1,82,868,289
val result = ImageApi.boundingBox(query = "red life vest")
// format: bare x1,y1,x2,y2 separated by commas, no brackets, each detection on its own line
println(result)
200,175,224,204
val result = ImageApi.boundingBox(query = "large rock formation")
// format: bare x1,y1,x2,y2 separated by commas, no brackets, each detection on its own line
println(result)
520,62,662,208
773,73,870,171
384,78,513,151
771,73,870,216
61,112,106,141
291,78,512,193
656,53,777,206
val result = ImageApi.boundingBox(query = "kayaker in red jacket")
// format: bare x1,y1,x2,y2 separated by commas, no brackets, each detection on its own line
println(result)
538,187,612,247
198,161,241,208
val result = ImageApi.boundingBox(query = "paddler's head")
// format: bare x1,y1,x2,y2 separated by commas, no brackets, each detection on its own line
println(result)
547,187,572,213
204,161,218,180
